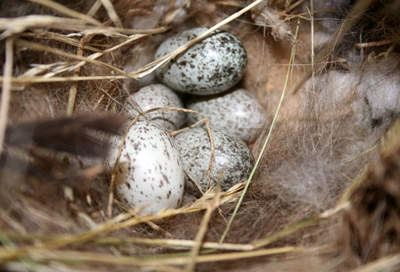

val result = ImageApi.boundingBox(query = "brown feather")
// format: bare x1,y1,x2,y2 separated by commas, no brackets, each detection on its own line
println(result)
5,113,126,157
1,113,126,183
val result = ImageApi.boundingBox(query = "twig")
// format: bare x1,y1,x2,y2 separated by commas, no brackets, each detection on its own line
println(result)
0,38,14,153
19,247,304,266
284,0,306,13
185,184,221,272
0,75,128,84
87,0,103,17
67,36,86,115
0,16,168,40
170,118,205,137
354,39,394,49
3,232,254,251
310,0,315,72
21,31,100,52
99,0,123,28
28,0,103,26
15,39,130,77
349,253,400,272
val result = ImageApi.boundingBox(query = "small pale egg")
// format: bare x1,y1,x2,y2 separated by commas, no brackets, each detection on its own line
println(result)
155,27,247,95
109,120,185,215
124,84,186,131
186,88,267,143
174,127,254,194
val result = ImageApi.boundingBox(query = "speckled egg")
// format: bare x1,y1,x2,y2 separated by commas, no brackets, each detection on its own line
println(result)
187,89,267,143
174,127,254,194
109,120,185,214
155,28,247,95
125,84,186,131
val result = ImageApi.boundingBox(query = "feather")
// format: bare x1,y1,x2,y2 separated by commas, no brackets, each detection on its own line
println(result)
1,113,126,182
5,113,126,157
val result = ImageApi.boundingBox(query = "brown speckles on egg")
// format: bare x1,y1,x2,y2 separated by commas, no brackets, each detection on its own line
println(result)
174,127,254,194
109,120,185,215
187,89,267,143
155,28,247,95
162,173,170,184
133,142,141,151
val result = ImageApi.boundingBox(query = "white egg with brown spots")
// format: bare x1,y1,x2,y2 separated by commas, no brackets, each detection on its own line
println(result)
125,84,185,130
187,88,267,143
155,27,247,95
174,127,254,194
109,120,184,214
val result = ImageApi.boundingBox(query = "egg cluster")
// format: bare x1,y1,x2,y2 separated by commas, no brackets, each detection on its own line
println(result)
110,28,267,214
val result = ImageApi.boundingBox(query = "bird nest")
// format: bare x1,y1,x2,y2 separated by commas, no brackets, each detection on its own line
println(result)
1,0,400,271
